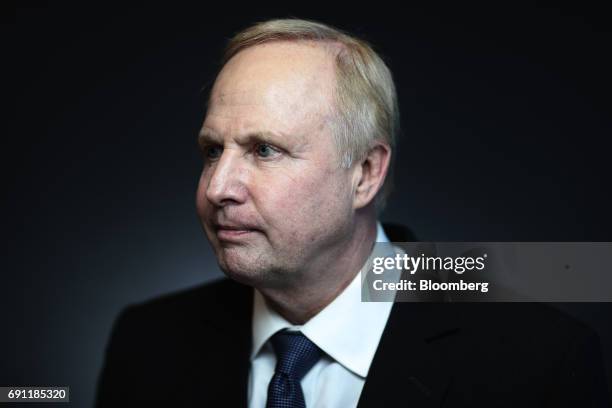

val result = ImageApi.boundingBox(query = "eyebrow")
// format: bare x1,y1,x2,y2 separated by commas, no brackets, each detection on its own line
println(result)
198,128,222,147
198,129,290,148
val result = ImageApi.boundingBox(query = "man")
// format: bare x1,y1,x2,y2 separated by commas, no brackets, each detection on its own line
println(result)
96,19,609,407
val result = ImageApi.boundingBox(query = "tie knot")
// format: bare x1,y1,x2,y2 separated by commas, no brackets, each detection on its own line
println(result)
270,331,322,381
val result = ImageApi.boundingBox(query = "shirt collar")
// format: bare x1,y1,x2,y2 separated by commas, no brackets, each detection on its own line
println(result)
251,222,394,378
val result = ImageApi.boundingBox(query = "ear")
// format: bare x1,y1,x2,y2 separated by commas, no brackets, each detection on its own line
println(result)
352,143,391,210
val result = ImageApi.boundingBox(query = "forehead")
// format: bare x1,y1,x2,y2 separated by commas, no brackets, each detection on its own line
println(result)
204,41,338,137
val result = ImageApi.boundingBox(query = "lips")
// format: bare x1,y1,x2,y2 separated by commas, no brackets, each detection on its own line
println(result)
213,221,261,242
214,223,260,231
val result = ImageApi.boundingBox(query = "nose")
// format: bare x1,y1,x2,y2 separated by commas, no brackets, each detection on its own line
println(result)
204,150,248,207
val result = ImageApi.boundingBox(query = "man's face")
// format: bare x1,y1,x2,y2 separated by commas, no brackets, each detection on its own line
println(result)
196,42,358,288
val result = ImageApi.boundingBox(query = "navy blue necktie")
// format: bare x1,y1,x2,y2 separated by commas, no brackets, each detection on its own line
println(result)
266,331,322,408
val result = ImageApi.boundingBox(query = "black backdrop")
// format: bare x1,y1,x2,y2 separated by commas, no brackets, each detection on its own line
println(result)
7,5,612,406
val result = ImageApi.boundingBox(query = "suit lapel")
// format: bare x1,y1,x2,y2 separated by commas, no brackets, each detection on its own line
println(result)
357,302,461,408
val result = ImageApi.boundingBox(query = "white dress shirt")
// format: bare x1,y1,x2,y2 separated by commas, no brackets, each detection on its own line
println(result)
248,223,395,408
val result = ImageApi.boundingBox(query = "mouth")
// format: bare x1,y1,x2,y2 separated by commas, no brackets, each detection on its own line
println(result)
213,223,261,242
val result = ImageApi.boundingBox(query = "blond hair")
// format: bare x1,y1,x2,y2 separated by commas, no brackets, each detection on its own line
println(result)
218,18,399,208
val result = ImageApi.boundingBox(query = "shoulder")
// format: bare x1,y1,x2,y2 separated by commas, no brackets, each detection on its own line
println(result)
392,301,595,341
463,302,596,345
387,302,601,376
113,278,253,337
121,278,251,316
96,279,253,406
381,302,609,406
466,303,609,405
417,302,600,360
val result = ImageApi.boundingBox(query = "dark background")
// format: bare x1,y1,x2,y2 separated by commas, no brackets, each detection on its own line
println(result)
6,5,612,406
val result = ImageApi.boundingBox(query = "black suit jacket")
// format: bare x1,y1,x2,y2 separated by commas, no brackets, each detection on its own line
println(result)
96,225,610,407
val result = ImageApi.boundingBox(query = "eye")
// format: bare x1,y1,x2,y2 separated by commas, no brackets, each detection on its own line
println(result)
203,145,223,160
255,143,279,158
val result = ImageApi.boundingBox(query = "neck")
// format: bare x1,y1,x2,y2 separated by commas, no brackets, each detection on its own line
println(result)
257,213,378,325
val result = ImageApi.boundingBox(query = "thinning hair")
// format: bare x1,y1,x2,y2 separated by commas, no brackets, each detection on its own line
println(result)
215,18,399,208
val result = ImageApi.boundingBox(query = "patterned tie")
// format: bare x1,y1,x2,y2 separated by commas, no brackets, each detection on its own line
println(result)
266,331,322,408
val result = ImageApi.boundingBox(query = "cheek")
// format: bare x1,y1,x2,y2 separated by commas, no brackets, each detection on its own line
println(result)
257,167,350,229
195,172,210,216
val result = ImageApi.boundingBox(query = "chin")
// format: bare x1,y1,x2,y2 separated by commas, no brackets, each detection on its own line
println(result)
217,249,269,284
217,249,293,289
